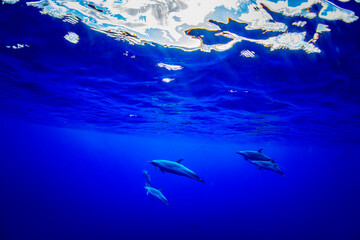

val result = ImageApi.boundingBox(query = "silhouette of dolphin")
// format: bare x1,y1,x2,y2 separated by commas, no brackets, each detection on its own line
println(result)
144,183,169,205
236,148,274,162
148,159,205,183
248,160,284,176
142,170,152,186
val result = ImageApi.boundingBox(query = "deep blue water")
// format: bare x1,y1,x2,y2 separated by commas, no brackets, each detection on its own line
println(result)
1,1,360,240
1,117,360,240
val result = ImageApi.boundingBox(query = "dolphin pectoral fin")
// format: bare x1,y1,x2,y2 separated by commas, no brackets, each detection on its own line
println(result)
176,159,184,163
156,167,158,170
258,148,263,153
258,166,262,171
161,169,165,173
158,189,163,192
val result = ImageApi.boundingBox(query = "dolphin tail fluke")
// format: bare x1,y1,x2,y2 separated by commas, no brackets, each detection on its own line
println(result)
198,179,205,183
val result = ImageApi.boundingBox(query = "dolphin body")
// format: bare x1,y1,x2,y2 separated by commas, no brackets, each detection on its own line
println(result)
142,170,152,186
249,160,284,176
149,159,205,183
145,184,169,205
236,148,274,162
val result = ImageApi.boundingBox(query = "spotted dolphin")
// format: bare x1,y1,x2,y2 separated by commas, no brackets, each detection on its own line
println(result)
144,183,169,205
236,148,274,162
142,170,152,186
148,159,205,183
248,160,284,176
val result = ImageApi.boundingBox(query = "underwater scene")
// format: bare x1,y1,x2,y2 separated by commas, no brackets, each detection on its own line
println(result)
1,0,360,239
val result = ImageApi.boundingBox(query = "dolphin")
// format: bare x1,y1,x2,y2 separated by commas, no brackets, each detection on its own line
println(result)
148,159,205,183
144,183,169,205
236,148,274,162
142,170,152,186
248,160,284,176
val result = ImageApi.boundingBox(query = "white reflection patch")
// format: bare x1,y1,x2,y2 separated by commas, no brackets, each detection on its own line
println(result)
157,63,183,71
162,78,175,83
26,0,358,53
64,32,80,44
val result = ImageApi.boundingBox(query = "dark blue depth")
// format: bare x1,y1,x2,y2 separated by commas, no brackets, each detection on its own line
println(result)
0,118,359,240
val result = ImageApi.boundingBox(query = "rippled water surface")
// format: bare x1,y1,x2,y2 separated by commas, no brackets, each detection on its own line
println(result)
1,1,360,143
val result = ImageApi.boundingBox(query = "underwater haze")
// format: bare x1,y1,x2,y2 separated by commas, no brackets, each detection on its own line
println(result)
1,0,360,239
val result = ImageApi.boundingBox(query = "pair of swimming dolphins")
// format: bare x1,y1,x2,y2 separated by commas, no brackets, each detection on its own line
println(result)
142,169,170,205
144,159,205,205
236,148,284,176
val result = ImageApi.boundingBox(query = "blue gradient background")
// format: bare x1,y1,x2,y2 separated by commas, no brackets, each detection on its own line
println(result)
1,1,360,240
1,117,359,240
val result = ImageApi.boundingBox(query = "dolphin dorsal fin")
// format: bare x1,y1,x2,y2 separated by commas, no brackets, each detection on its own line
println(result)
258,148,263,153
158,188,163,192
176,159,184,163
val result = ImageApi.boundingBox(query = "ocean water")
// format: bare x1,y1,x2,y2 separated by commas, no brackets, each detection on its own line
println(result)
1,1,360,239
